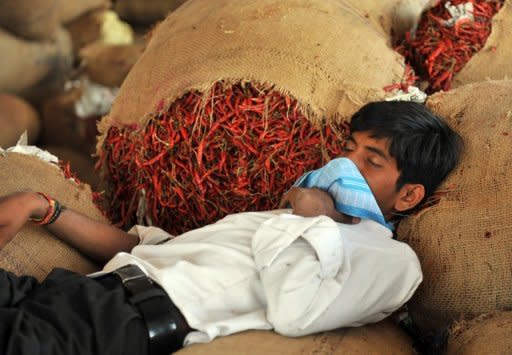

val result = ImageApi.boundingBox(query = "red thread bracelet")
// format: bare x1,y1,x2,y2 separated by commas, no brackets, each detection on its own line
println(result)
30,192,56,225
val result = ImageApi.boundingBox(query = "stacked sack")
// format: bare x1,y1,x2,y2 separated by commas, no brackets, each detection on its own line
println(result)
96,0,410,235
177,319,415,355
0,148,105,281
0,0,109,101
396,0,508,92
397,80,512,334
446,312,512,354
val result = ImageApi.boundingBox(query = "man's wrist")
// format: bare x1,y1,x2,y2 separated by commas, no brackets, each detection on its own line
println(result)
26,191,51,220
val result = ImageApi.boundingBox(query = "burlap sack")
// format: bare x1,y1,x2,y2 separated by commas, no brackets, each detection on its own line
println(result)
0,0,59,41
42,146,100,189
40,87,98,156
0,152,104,281
0,93,40,147
397,80,512,332
114,0,188,25
453,0,512,88
79,42,145,87
177,319,414,355
0,27,73,100
346,0,430,40
98,0,405,142
446,312,512,355
65,8,106,54
58,0,110,24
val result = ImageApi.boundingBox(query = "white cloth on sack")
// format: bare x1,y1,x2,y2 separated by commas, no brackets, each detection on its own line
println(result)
102,210,422,345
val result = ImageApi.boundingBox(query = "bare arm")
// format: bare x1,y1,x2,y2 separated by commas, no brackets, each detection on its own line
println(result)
279,187,360,224
0,191,139,265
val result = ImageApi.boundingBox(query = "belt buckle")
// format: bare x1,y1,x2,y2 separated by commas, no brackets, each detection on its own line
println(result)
113,264,149,285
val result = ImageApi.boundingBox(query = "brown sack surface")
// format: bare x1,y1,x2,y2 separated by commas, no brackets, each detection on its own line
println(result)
453,0,512,87
397,80,512,332
177,319,415,355
99,0,405,142
0,27,73,100
0,153,105,281
0,93,41,147
80,42,145,87
0,0,59,41
114,0,188,25
446,312,512,355
58,0,110,24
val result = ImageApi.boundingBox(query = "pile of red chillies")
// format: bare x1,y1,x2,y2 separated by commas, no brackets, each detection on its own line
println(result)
97,82,348,234
396,0,504,92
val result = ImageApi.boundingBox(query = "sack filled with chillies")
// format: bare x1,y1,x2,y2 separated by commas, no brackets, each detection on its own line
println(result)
96,0,409,235
397,80,512,333
345,0,431,42
396,0,506,93
0,151,105,281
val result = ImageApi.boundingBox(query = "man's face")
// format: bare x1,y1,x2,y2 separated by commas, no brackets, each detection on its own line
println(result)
341,131,401,219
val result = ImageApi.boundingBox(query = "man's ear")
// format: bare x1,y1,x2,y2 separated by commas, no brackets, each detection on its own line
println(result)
394,183,425,212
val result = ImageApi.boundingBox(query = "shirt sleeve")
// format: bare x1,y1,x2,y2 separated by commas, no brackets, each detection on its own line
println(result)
252,215,422,337
127,225,175,245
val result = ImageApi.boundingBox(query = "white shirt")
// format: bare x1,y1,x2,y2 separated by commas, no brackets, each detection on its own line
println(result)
102,210,422,345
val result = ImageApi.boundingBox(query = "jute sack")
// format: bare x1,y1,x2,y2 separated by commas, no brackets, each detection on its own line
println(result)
40,87,98,156
96,0,406,234
397,80,512,333
58,0,110,24
42,145,100,189
65,8,106,54
0,27,73,99
114,0,188,25
177,319,414,355
446,312,512,355
79,42,145,87
0,0,59,41
453,0,512,88
345,0,430,41
0,152,103,281
99,0,404,132
0,93,41,147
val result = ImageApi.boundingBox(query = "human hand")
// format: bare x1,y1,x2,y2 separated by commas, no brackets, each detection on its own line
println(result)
0,191,48,249
279,187,360,224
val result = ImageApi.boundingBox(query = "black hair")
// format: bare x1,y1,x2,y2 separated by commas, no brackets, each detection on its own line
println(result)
350,101,464,201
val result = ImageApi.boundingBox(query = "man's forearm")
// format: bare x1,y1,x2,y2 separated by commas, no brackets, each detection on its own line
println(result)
47,208,139,265
28,192,139,265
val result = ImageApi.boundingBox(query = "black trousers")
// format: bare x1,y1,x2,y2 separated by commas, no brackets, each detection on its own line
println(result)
0,268,148,355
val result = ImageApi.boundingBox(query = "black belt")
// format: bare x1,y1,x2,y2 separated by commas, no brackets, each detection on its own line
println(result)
107,264,192,355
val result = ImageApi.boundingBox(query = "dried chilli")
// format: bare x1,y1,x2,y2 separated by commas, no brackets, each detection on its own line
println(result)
97,82,349,235
396,0,504,92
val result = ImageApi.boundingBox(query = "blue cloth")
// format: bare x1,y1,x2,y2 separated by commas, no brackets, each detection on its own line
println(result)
294,158,393,230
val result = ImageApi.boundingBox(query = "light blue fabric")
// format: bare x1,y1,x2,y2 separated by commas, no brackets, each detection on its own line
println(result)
293,158,394,231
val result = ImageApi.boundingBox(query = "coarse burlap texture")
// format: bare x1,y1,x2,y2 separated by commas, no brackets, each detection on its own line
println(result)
0,27,73,99
397,80,512,333
346,0,430,40
79,42,145,87
0,153,104,281
0,0,59,41
0,93,41,148
453,0,512,88
177,319,414,355
114,0,188,25
446,312,512,355
98,0,405,148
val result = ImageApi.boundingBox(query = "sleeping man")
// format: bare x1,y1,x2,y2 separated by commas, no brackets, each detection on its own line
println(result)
0,101,463,355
